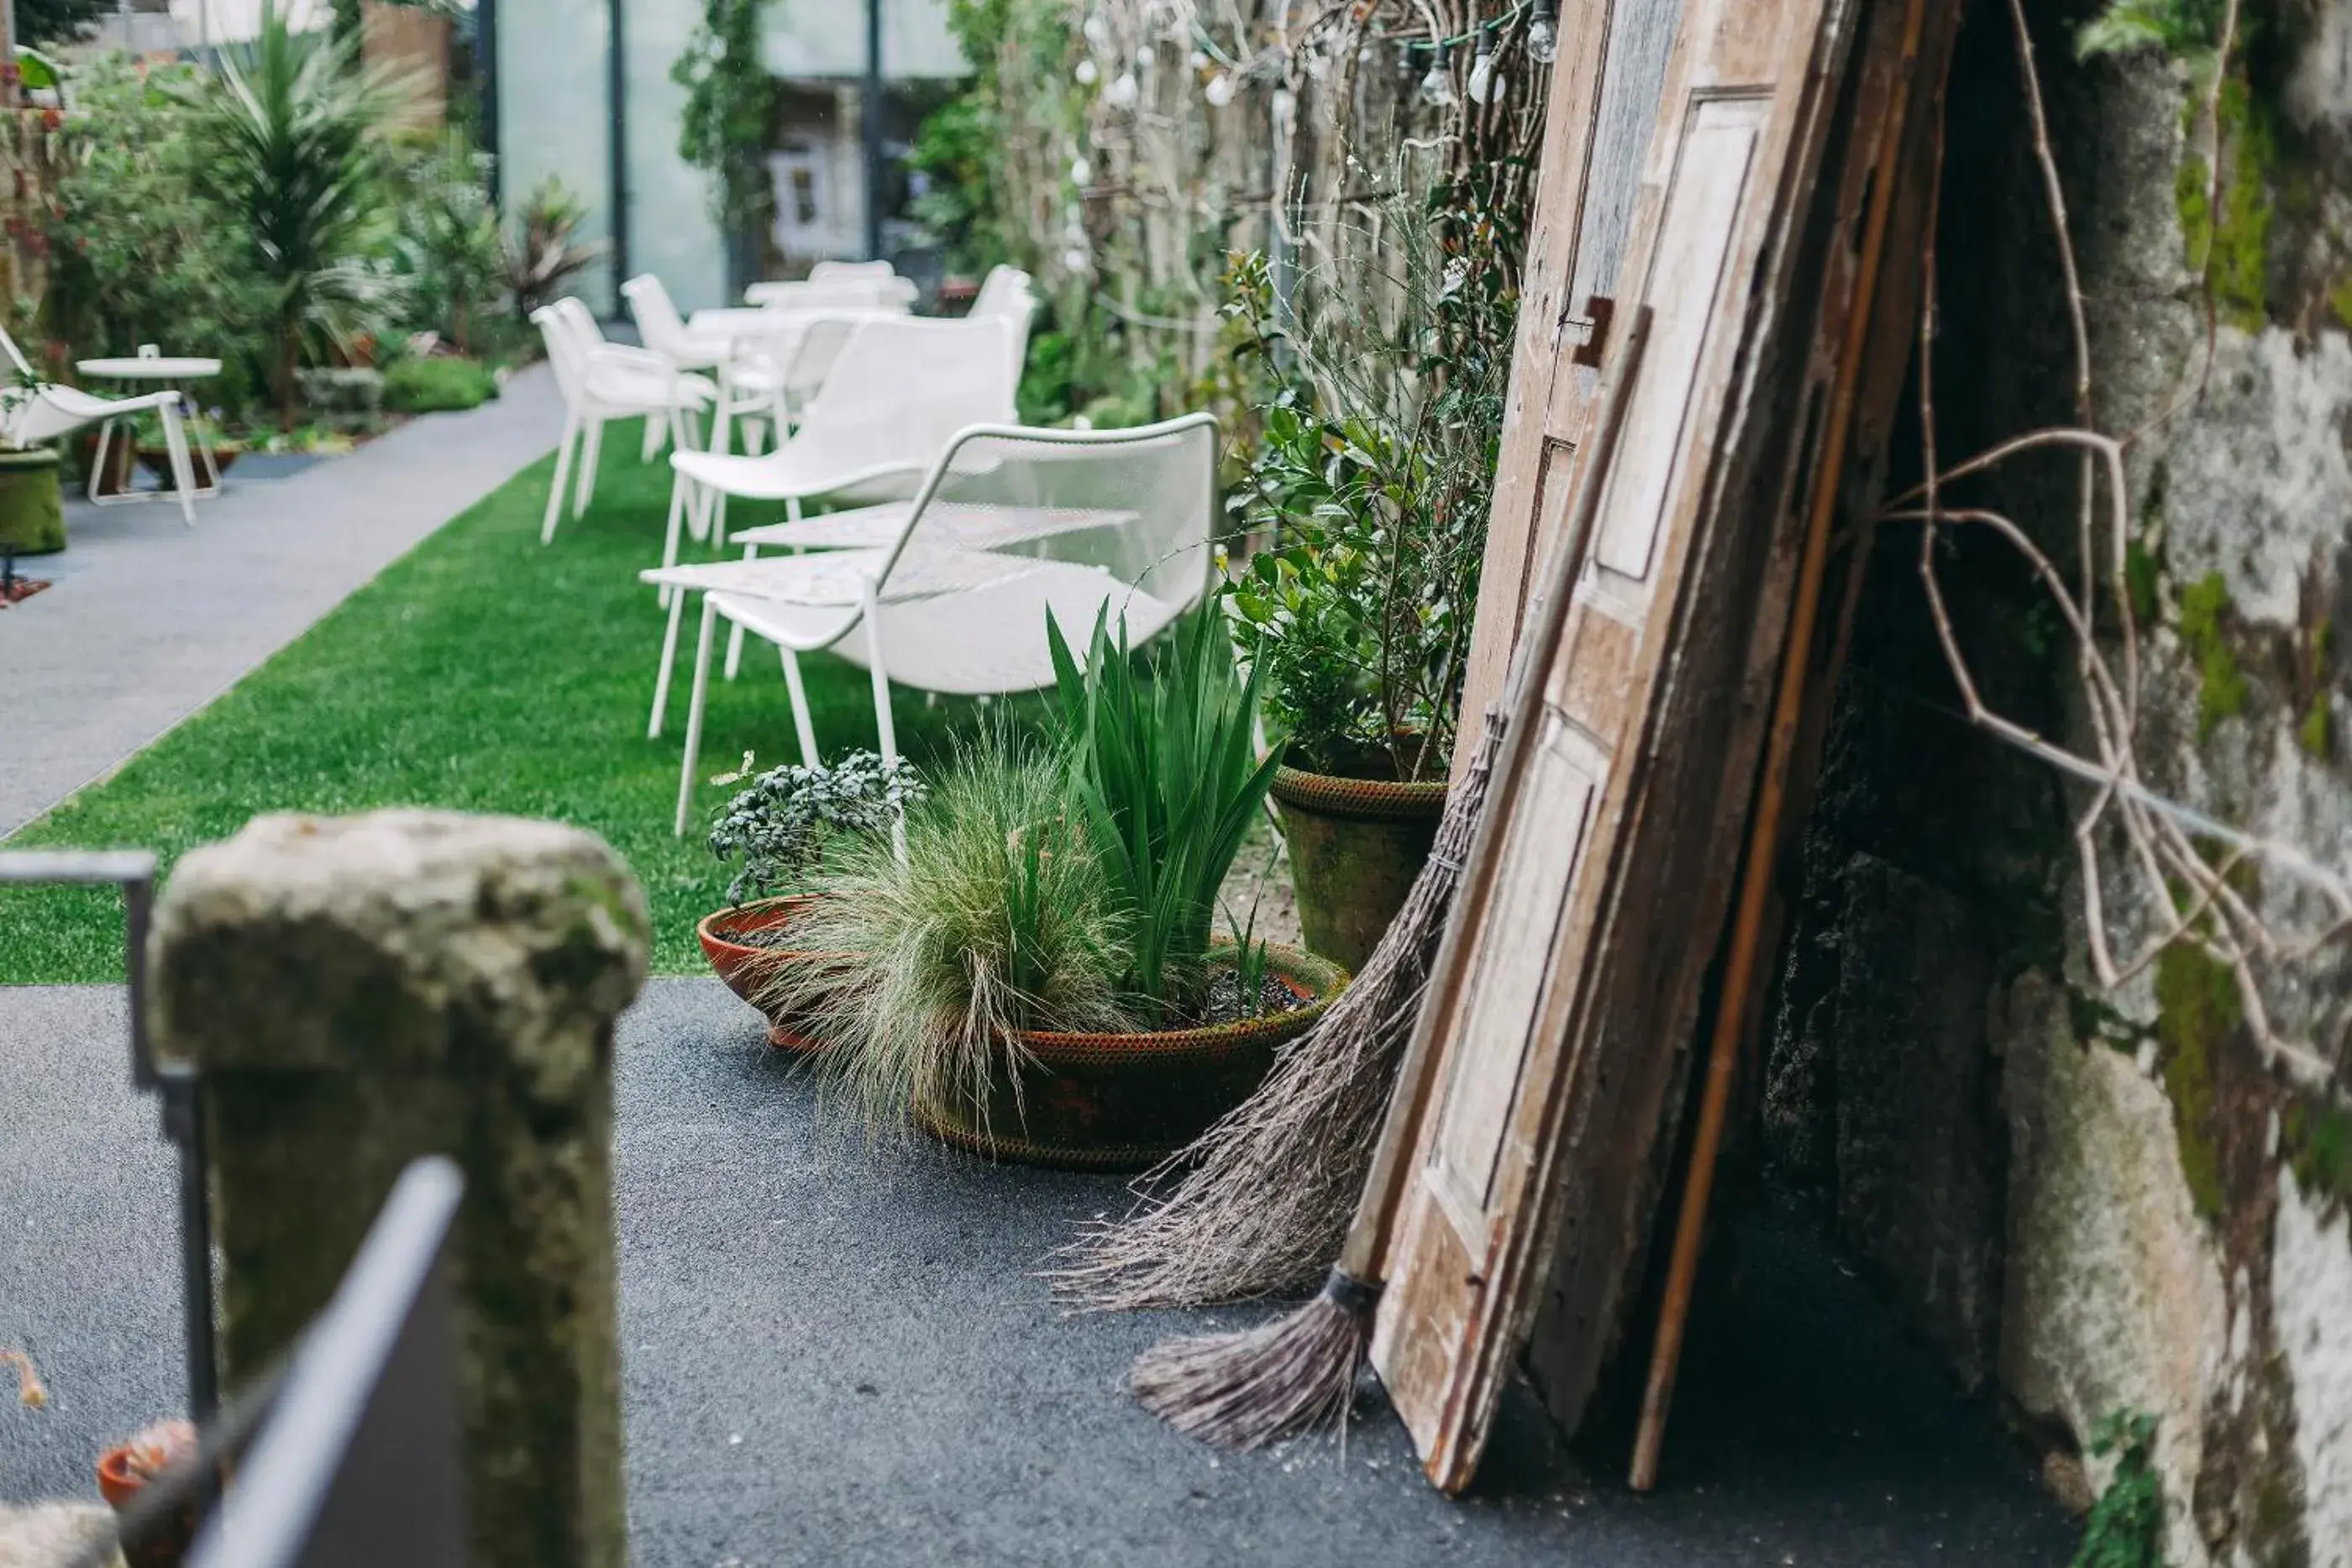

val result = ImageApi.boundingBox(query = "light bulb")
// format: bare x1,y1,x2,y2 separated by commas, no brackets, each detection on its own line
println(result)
1069,157,1091,186
1527,0,1559,65
1466,37,1497,104
1420,45,1457,109
1063,247,1091,273
1205,72,1236,108
1105,71,1140,108
1074,58,1100,86
1082,13,1109,49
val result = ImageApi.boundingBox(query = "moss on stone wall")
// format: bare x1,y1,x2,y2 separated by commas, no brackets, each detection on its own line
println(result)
2154,941,2240,1221
2284,1097,2352,1209
2179,572,2250,738
2172,78,2276,331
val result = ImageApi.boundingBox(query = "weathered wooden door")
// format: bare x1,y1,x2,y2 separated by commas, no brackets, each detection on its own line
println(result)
1368,0,1903,1491
1455,0,1688,777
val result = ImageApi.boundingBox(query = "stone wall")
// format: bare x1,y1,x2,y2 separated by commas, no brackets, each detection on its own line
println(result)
1764,0,2352,1561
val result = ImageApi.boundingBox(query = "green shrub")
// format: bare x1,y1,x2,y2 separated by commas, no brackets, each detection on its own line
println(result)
382,356,499,414
759,735,1138,1130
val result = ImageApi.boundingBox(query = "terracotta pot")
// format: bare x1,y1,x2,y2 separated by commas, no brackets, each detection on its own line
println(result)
1269,763,1448,973
97,1445,198,1568
697,895,826,1051
913,944,1349,1172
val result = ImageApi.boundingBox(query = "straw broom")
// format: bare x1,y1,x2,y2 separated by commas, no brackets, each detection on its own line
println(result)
1097,313,1652,1449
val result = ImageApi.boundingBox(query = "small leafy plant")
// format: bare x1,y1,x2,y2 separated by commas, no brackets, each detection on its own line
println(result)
706,749,923,906
2072,1410,2165,1568
1047,606,1282,1025
382,355,497,414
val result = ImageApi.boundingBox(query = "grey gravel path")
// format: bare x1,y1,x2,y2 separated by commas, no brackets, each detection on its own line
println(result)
0,978,2076,1565
0,372,560,837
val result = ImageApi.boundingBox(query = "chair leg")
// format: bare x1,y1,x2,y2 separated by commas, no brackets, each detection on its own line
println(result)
675,597,720,837
158,400,198,528
541,415,579,544
639,415,663,463
860,588,905,861
724,545,756,680
780,647,820,768
574,417,604,518
649,585,687,737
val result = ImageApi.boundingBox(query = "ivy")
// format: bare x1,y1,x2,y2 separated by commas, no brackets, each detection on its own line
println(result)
674,0,781,244
2072,1411,2166,1568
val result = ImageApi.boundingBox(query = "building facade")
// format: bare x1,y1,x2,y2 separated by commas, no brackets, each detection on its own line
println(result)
486,0,967,314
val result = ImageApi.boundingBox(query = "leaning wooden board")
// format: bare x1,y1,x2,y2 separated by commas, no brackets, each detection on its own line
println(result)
1368,0,1952,1491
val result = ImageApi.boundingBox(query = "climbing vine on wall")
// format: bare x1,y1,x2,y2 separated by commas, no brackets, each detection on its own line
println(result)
675,0,780,245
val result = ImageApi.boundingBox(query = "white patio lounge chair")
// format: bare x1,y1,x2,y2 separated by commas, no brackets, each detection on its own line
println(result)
532,299,716,546
0,327,201,527
665,312,1018,568
648,412,1218,835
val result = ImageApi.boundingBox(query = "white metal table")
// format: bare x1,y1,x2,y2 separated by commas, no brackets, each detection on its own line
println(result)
75,354,227,506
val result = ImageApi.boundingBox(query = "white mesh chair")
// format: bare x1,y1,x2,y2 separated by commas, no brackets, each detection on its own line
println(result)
0,327,201,527
619,274,784,463
649,412,1218,834
665,313,1017,569
967,266,1039,390
532,300,715,546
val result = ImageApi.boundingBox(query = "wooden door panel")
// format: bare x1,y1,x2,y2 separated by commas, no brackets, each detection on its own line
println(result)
1593,95,1767,583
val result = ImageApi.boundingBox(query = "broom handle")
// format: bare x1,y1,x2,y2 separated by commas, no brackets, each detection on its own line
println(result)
1336,307,1654,1284
1626,0,1930,1490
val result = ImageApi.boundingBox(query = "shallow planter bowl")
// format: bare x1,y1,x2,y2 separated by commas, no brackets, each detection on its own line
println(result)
697,895,825,1051
913,944,1350,1172
1270,764,1448,973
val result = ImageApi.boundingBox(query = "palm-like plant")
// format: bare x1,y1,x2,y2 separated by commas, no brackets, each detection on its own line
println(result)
185,3,410,427
1047,606,1284,1025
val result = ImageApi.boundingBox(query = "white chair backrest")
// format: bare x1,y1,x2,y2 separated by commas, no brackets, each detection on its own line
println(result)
531,303,589,404
0,324,39,382
784,316,1017,483
621,274,697,361
968,267,1038,385
809,260,896,281
748,276,916,312
887,413,1221,612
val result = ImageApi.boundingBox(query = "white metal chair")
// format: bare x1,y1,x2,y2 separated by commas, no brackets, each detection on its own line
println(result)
808,260,897,281
532,300,715,546
620,273,786,473
0,327,201,527
966,265,1040,390
665,313,1018,564
651,412,1219,834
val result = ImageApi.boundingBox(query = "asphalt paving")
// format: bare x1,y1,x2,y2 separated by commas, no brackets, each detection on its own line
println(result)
0,978,2079,1565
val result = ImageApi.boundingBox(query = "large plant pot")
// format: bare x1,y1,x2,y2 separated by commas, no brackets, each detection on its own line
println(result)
696,895,826,1051
72,431,137,497
1269,764,1448,973
139,444,239,485
97,1441,198,1567
0,448,66,555
913,945,1349,1172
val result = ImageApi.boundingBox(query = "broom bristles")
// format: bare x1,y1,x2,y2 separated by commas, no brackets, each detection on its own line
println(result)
1047,716,1506,1313
1129,1270,1378,1450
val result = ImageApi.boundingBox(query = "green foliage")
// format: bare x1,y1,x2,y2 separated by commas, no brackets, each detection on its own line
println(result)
673,0,779,243
1047,606,1281,1025
704,748,922,905
2177,570,2248,738
44,57,273,417
502,176,605,323
381,354,497,413
2155,940,2240,1221
389,133,505,354
2076,0,2223,63
2285,1096,2352,1206
1223,175,1519,781
906,87,994,276
2071,1412,2166,1568
183,4,413,427
764,734,1139,1128
2124,538,2163,629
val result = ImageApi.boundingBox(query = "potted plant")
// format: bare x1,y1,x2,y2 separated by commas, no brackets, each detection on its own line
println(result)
1221,178,1519,970
699,748,921,1049
96,1418,198,1567
768,610,1347,1169
0,368,66,552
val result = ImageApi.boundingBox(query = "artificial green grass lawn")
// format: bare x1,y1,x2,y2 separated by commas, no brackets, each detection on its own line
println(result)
0,418,1029,981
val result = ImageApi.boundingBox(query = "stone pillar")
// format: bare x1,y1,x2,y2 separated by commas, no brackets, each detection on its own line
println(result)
150,810,648,1568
